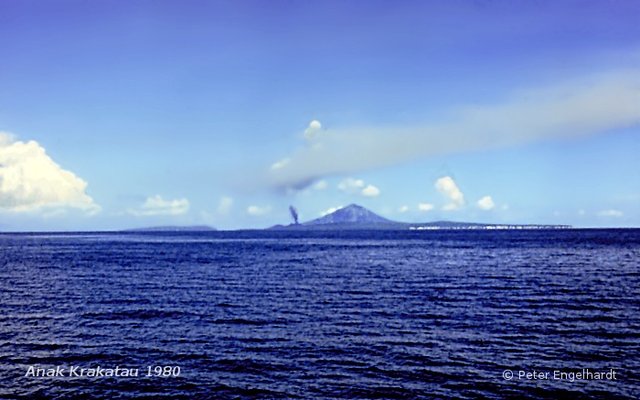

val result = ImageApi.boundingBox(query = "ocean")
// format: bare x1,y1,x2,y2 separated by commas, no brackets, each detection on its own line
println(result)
0,229,638,399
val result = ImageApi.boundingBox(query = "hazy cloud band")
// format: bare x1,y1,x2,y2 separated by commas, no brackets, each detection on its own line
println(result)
268,71,640,190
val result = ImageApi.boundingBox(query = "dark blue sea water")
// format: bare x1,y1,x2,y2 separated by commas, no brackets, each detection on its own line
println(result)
0,229,638,399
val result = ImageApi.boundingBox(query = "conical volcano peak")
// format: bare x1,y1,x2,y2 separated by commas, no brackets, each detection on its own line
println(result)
306,204,391,225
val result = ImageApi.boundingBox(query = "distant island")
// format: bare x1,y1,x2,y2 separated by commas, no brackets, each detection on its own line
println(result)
122,225,216,232
121,205,571,232
270,204,571,230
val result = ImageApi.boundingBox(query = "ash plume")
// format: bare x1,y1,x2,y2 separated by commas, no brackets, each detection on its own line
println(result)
289,205,299,225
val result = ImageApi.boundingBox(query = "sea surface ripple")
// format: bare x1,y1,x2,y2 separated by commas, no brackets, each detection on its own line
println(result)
0,229,638,399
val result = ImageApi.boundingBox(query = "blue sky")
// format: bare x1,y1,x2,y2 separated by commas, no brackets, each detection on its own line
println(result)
0,0,638,230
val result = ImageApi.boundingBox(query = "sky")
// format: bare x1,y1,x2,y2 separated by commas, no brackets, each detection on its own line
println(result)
0,0,639,230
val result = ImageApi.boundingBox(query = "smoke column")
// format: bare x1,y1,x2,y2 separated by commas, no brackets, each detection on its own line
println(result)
289,205,299,225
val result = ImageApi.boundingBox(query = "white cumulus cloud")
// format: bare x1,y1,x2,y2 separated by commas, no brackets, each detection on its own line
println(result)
338,178,365,193
435,176,465,210
128,195,189,216
247,205,271,216
270,158,290,171
320,205,343,216
477,195,495,210
418,202,434,212
338,177,380,197
398,205,409,213
361,184,380,197
0,132,99,214
597,209,623,217
304,120,322,140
